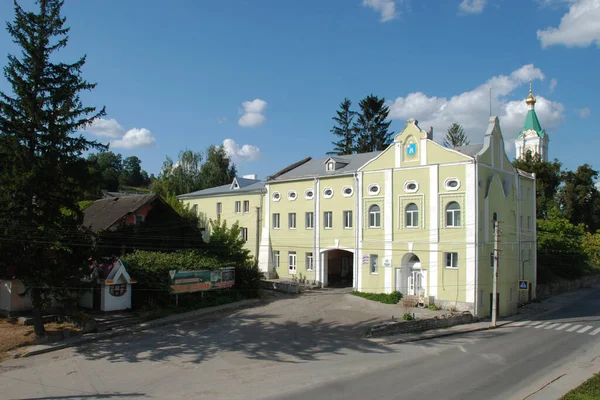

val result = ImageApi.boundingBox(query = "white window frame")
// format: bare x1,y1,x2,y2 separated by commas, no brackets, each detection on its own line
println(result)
272,213,280,229
305,212,314,229
306,252,314,271
445,201,461,227
288,252,297,274
304,188,314,200
527,216,532,230
216,202,222,215
272,192,281,202
287,190,297,201
273,250,280,269
241,227,248,242
444,178,460,191
235,201,241,214
343,210,353,229
326,161,335,171
404,181,419,193
405,203,419,228
324,211,333,229
368,204,381,228
445,252,458,269
243,200,250,213
323,188,334,199
370,254,378,274
367,184,380,196
342,186,354,197
288,213,296,229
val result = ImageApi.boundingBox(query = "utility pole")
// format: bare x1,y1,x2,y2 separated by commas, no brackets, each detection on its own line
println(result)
491,218,499,328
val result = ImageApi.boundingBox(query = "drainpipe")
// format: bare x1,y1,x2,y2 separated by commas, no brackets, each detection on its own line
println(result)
354,172,359,291
314,177,318,285
474,159,479,317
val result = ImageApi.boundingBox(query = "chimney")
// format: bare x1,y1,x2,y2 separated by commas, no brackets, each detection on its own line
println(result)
243,174,257,180
427,126,433,140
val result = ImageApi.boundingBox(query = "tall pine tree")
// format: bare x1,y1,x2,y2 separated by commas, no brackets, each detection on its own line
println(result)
0,0,106,335
327,98,356,155
443,123,470,147
354,95,393,153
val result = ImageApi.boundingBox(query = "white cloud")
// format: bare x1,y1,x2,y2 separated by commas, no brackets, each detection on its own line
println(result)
459,0,487,14
84,118,157,149
549,78,558,92
222,139,261,163
537,0,600,48
110,128,156,149
362,0,400,22
578,107,591,118
238,99,267,128
84,118,125,138
388,64,565,148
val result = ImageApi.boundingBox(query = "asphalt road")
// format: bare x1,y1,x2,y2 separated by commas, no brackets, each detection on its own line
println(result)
1,288,599,400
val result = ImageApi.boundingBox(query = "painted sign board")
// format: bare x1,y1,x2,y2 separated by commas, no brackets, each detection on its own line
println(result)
518,280,529,291
383,258,391,268
169,267,235,294
362,255,370,265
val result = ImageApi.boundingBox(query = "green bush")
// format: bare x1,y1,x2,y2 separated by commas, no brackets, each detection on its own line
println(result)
402,313,414,321
428,304,440,311
351,290,403,304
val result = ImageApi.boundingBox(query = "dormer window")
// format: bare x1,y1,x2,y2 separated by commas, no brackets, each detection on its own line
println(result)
326,161,335,172
324,157,348,172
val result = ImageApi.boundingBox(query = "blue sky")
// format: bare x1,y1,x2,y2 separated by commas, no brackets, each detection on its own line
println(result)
0,0,598,180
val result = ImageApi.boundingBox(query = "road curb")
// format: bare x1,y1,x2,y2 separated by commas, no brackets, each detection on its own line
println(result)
17,298,261,358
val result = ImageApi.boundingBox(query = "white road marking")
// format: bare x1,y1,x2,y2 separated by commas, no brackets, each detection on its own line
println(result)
544,323,560,330
512,320,531,327
535,322,551,329
577,326,593,334
528,321,542,327
567,325,583,332
589,328,600,336
555,323,571,331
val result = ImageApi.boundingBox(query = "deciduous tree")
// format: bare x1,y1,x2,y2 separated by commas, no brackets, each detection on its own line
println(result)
200,145,236,189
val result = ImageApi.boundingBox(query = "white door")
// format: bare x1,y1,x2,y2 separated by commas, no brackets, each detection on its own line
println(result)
408,275,414,295
395,268,402,292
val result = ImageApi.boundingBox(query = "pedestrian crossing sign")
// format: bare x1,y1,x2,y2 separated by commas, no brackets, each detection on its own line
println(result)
518,280,529,291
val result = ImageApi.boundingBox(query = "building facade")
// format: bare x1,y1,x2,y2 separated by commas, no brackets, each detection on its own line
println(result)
180,117,536,318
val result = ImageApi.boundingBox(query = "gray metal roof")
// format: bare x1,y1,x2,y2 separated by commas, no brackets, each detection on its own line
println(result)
452,144,484,157
177,179,265,199
271,151,382,181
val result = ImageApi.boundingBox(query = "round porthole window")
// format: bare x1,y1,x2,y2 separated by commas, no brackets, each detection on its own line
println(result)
404,181,419,193
323,188,334,198
368,184,380,195
342,186,354,197
272,192,281,201
444,178,461,191
288,190,297,201
305,189,314,199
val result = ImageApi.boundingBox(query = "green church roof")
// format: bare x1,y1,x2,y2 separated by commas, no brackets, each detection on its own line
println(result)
517,109,546,139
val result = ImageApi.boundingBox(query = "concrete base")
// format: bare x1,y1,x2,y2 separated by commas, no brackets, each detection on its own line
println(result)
435,299,474,313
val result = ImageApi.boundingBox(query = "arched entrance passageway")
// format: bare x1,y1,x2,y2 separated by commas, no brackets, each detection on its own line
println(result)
396,253,426,297
322,249,354,288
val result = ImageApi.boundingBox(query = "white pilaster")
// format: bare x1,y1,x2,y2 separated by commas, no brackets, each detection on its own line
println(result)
384,169,393,293
315,178,321,284
420,139,427,166
428,165,439,297
465,163,476,303
395,143,401,168
258,185,271,275
357,172,364,292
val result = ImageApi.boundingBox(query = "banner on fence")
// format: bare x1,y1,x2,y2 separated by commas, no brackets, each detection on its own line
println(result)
169,267,235,294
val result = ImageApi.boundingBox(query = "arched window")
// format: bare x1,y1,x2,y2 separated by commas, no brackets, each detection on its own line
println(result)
405,203,418,228
368,205,381,228
446,201,461,227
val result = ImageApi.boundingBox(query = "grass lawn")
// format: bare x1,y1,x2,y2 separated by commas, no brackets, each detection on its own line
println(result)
0,318,80,361
351,291,403,304
562,373,600,400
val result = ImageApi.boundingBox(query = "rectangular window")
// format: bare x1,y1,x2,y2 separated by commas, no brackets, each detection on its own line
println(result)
243,200,250,213
324,211,333,229
216,202,222,215
306,252,314,271
520,185,523,200
343,210,353,229
527,187,531,200
527,216,532,230
370,254,378,274
369,205,381,228
490,252,499,269
273,213,280,229
305,212,314,229
288,251,297,274
241,227,248,242
288,213,296,229
192,204,198,216
445,252,458,269
273,250,280,269
235,201,241,214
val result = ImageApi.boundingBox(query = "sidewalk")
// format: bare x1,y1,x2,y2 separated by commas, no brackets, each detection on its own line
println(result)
369,287,594,346
10,298,261,359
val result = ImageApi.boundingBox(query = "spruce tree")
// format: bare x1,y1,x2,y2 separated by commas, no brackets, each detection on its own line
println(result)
0,0,106,335
354,95,393,153
327,98,357,155
443,123,470,147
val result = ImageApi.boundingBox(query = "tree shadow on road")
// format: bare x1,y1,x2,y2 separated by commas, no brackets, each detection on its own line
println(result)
74,309,391,365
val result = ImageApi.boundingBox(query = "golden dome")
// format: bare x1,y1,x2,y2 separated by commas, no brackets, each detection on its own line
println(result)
526,90,536,105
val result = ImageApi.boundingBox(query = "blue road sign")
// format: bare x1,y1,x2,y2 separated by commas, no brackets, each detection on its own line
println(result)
518,280,529,291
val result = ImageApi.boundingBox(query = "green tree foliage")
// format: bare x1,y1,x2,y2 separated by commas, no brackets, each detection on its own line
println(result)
88,151,122,191
558,164,600,232
583,232,600,267
0,0,106,335
151,149,203,197
354,95,394,153
120,156,147,187
512,152,562,219
537,207,590,283
443,123,469,148
200,145,237,189
327,98,357,155
207,215,252,265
